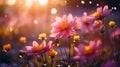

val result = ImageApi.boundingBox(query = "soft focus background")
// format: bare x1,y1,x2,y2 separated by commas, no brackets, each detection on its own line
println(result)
0,0,120,66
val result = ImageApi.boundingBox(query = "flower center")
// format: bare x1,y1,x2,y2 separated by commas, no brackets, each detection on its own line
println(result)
108,21,116,27
60,22,69,30
92,11,102,18
83,45,94,55
33,45,43,52
82,17,89,25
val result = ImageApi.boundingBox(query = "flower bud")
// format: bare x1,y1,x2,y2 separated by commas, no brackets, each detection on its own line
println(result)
109,21,116,27
48,49,58,56
3,43,11,51
83,45,94,55
20,36,27,43
38,33,47,40
74,35,80,42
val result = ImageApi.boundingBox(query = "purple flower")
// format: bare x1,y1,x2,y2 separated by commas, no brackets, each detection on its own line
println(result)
50,14,76,39
73,39,102,61
101,60,117,67
91,5,112,19
20,40,53,55
102,5,112,17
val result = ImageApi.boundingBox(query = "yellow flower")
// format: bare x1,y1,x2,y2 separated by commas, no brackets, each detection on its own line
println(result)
20,36,27,43
83,45,94,55
108,21,116,27
48,49,58,56
3,43,11,51
74,35,80,42
38,33,47,40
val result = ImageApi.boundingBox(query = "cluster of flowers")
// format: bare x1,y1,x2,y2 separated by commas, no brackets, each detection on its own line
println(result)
3,5,120,67
49,5,119,67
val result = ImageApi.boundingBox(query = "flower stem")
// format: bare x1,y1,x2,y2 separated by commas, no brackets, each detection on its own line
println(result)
51,56,54,67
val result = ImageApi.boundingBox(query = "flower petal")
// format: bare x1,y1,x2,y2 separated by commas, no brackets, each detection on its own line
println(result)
89,41,95,47
32,41,39,47
26,46,33,50
48,41,53,48
72,55,80,60
56,17,62,23
62,15,68,21
42,40,46,47
68,14,73,23
97,7,102,12
74,47,79,53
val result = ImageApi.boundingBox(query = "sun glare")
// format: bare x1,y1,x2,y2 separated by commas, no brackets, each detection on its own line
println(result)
38,0,48,6
7,0,16,5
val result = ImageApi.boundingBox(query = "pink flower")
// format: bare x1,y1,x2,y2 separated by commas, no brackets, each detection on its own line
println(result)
75,15,103,34
111,28,120,40
93,20,104,31
81,12,95,25
50,14,76,39
74,13,96,33
73,40,102,61
111,28,120,44
20,40,52,55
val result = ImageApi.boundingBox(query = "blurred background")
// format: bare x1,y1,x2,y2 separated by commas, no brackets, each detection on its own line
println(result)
0,0,120,66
